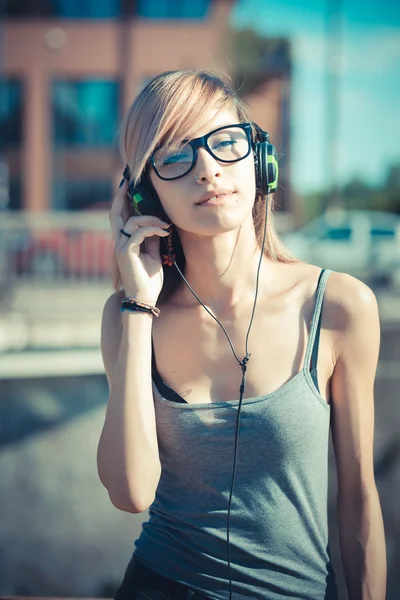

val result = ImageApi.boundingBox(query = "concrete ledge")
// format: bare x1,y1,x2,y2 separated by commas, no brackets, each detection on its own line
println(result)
0,348,104,378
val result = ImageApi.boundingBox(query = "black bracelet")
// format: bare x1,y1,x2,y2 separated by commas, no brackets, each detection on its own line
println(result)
120,303,156,317
121,298,160,317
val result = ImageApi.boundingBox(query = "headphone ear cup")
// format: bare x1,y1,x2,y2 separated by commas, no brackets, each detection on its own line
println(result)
255,142,279,195
267,143,278,193
127,178,169,221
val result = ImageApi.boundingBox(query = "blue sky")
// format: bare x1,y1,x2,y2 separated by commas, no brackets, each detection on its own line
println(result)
230,0,400,193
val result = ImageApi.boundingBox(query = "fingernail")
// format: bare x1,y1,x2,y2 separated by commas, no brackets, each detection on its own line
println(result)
119,179,125,188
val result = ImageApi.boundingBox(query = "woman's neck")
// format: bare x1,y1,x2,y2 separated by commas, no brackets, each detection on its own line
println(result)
173,220,272,317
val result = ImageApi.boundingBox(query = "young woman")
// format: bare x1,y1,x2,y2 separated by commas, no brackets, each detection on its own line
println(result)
97,70,386,600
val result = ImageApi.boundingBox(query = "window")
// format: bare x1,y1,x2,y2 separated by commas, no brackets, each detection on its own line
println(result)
137,0,210,19
52,179,113,211
320,227,352,241
0,80,23,210
7,179,23,211
55,0,121,18
0,79,23,149
52,80,119,147
51,79,120,210
3,0,121,18
370,227,396,239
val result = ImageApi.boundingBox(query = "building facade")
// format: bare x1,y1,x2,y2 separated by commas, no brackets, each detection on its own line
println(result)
1,0,291,213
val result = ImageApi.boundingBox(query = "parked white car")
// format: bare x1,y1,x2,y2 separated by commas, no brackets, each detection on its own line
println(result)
281,209,400,288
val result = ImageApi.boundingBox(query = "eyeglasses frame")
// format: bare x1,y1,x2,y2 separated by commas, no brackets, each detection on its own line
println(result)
150,122,254,181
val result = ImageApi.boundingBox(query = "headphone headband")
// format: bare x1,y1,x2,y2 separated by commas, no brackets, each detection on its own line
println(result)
252,123,270,145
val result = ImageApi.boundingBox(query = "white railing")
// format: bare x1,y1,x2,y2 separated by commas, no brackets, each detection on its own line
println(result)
0,210,114,283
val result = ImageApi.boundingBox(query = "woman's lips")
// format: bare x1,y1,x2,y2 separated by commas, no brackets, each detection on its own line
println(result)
197,192,236,206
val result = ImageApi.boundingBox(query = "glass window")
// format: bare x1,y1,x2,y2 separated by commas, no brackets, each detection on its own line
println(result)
55,0,121,18
52,80,119,147
52,179,113,211
3,0,121,18
321,227,352,241
6,179,23,211
370,227,396,239
0,79,23,149
137,0,210,19
0,80,23,211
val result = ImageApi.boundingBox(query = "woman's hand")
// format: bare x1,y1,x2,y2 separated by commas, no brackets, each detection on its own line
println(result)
109,179,170,304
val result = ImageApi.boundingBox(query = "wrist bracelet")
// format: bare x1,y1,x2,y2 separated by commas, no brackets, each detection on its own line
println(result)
120,298,160,317
120,304,155,317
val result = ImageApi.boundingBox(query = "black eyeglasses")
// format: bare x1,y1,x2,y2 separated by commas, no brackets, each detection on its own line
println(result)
150,122,253,181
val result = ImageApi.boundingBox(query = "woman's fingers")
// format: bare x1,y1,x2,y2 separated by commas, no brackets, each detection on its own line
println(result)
144,232,163,262
116,226,170,257
109,179,170,245
122,214,170,232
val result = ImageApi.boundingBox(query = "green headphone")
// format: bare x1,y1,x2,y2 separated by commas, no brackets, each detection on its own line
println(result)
252,125,279,195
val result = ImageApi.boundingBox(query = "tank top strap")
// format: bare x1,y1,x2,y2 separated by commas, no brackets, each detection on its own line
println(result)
304,268,332,374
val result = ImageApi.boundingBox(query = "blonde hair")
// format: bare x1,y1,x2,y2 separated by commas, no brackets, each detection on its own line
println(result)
113,69,298,302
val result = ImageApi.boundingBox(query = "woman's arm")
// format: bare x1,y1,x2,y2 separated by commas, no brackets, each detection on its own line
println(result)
329,273,386,600
97,292,161,513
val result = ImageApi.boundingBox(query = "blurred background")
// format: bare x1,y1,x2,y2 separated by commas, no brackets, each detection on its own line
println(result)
0,0,399,597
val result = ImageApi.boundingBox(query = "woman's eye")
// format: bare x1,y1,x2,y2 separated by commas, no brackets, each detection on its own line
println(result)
213,139,236,150
163,153,188,164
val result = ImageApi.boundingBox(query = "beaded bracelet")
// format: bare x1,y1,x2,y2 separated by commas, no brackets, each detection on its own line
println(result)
120,298,160,318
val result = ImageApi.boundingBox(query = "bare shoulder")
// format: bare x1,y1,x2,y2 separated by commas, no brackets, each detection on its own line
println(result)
324,270,379,326
275,261,379,323
101,290,125,387
322,270,380,358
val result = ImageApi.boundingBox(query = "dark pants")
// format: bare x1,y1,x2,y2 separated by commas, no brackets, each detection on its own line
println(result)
115,553,212,600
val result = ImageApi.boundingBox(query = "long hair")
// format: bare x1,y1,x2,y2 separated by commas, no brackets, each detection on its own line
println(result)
113,69,298,303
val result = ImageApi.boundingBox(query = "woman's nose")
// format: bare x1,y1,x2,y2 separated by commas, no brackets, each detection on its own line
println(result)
194,147,222,183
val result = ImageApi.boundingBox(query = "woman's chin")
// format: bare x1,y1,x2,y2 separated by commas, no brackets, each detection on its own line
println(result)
182,216,252,238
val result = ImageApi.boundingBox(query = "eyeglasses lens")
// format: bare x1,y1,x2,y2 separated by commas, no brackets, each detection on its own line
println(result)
153,126,250,180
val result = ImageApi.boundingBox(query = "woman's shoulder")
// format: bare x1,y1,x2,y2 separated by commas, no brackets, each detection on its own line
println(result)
323,269,378,322
298,265,380,344
283,260,378,330
289,261,377,310
293,263,380,365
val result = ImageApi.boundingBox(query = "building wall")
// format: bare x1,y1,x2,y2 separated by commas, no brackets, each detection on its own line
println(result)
2,0,291,214
2,2,231,212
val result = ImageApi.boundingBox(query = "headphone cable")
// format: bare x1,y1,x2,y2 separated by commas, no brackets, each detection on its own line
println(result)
170,191,270,599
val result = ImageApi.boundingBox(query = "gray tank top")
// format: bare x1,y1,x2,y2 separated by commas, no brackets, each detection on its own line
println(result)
134,268,338,600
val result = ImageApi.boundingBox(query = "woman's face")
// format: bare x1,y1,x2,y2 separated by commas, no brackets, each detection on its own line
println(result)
149,106,257,236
